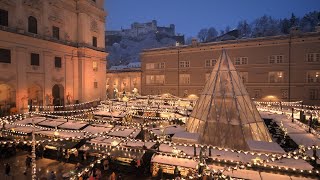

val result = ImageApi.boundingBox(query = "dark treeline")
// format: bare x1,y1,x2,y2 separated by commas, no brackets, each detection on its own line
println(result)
194,11,320,43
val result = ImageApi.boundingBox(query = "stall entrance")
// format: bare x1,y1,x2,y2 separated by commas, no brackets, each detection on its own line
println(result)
52,84,64,109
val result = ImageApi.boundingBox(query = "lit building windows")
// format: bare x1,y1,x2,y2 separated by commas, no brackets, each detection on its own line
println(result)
205,59,217,67
93,61,98,71
239,72,248,83
146,75,165,84
0,48,11,64
269,71,284,83
179,61,190,68
159,62,165,69
31,53,40,66
54,57,61,68
0,9,8,27
309,89,319,100
179,74,190,84
146,63,155,69
28,16,37,34
269,55,284,64
307,71,320,83
307,53,320,62
235,57,248,65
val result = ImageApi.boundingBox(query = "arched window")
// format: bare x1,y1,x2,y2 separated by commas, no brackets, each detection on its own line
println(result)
28,16,37,34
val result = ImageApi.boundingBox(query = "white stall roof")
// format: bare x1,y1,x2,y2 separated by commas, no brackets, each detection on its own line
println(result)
151,125,185,136
247,140,285,154
83,126,112,134
151,155,198,168
58,121,88,130
108,127,140,138
35,131,84,138
17,117,46,125
94,110,126,118
37,119,66,127
123,141,155,149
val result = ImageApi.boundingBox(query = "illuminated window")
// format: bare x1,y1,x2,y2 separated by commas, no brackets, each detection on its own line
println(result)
239,72,248,83
235,57,248,65
54,57,61,68
159,62,165,69
307,71,320,83
93,61,98,71
28,16,37,34
31,53,40,66
307,53,320,62
205,59,217,67
269,71,284,83
179,61,190,68
0,48,11,63
179,74,190,84
146,75,164,85
269,55,284,64
0,9,8,26
146,63,155,69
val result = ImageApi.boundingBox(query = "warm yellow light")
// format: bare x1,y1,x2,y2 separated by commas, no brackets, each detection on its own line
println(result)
54,131,59,136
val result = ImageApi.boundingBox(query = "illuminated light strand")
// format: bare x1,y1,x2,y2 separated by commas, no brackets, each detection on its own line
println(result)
30,99,101,109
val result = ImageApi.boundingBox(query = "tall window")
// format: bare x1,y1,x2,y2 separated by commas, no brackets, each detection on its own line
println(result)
92,36,97,47
269,71,284,83
179,61,190,68
205,59,217,67
281,89,288,99
28,16,37,34
0,9,8,26
94,81,98,88
93,61,98,71
307,53,320,62
269,55,284,64
54,57,61,68
239,72,248,83
159,62,165,69
307,71,320,83
146,63,155,69
31,53,40,66
0,48,11,63
179,74,190,84
309,89,319,100
235,57,248,65
146,75,165,84
52,26,60,39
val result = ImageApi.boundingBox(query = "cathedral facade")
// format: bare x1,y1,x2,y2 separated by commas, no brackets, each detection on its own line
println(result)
0,0,107,113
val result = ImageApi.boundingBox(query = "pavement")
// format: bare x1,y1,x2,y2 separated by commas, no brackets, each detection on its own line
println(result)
0,151,76,180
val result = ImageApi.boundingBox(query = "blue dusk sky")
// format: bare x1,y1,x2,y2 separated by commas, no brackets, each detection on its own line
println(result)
105,0,320,37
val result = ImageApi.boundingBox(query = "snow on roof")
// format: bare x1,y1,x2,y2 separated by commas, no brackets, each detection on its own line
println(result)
17,117,46,125
37,120,66,127
109,62,141,71
123,141,155,149
94,110,126,118
11,126,42,133
172,131,199,143
109,65,127,70
151,125,185,136
83,126,112,134
246,140,285,154
127,62,141,68
108,127,140,138
58,120,88,130
89,137,121,146
151,155,198,168
35,131,84,138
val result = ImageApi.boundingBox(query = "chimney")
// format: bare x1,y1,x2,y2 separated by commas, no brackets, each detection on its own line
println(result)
315,23,320,33
290,26,301,36
191,38,198,46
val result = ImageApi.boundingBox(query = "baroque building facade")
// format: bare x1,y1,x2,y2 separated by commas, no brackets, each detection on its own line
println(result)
0,0,107,113
141,31,320,105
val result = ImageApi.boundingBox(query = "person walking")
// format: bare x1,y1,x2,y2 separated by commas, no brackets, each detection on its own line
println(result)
5,163,10,176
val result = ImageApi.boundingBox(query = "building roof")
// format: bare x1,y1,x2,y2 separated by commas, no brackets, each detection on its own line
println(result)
142,32,320,53
108,62,141,72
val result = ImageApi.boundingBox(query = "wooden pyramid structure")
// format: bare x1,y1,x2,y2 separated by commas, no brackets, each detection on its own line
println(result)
186,50,272,150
